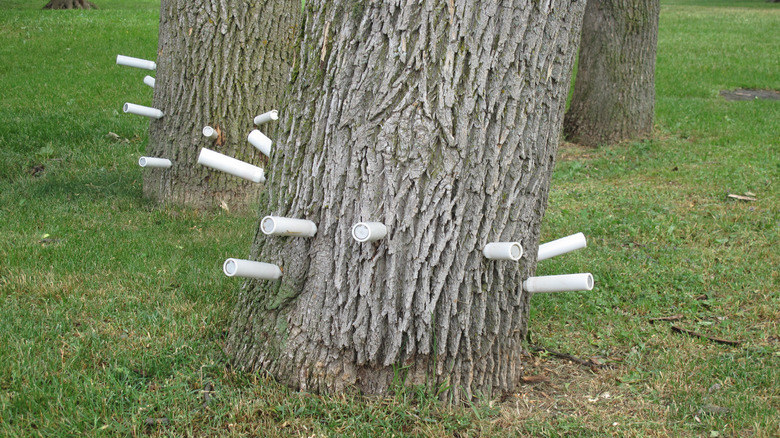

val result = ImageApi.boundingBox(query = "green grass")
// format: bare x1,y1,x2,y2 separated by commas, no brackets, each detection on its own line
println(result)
0,0,778,436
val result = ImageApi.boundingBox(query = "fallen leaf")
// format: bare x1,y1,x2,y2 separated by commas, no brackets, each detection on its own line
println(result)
727,194,757,201
520,375,550,384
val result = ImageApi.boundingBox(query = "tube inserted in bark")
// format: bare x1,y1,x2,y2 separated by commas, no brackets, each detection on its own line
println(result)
483,242,524,261
523,273,594,293
138,157,172,168
197,148,265,183
143,75,155,88
223,258,282,280
123,103,164,119
116,54,157,71
247,130,272,157
351,222,388,242
203,126,219,140
537,232,587,261
253,110,279,125
261,216,317,237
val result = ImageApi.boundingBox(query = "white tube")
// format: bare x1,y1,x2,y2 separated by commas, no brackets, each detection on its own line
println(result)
247,129,272,157
351,222,388,242
483,242,523,261
223,258,282,280
537,232,587,261
116,54,156,71
202,126,219,140
123,102,164,119
261,216,317,237
143,75,155,88
523,273,594,293
197,148,266,183
138,157,172,168
253,110,279,125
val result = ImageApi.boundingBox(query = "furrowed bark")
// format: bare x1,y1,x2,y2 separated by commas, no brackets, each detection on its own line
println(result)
144,0,300,209
564,0,660,146
227,0,586,402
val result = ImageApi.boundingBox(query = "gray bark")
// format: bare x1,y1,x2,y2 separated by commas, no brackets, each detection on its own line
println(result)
43,0,96,9
227,0,586,402
564,0,660,146
144,0,300,209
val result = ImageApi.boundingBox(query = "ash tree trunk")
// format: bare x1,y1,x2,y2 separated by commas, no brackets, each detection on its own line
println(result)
226,0,585,402
43,0,97,9
144,0,300,209
564,0,660,146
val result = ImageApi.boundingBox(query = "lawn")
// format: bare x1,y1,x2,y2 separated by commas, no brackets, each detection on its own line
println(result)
0,0,778,436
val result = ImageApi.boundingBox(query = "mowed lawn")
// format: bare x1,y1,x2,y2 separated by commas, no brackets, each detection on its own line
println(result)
0,0,778,436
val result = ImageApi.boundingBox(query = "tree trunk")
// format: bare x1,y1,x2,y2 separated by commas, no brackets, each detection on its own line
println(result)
144,0,301,209
43,0,97,9
564,0,660,146
226,0,585,402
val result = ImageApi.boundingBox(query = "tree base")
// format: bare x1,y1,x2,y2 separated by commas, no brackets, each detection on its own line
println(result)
43,0,97,9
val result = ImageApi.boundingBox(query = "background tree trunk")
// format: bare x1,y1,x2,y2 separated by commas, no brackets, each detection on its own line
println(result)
226,0,585,402
564,0,660,146
43,0,97,9
144,0,300,209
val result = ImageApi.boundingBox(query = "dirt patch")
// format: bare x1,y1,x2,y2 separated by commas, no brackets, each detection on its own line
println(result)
719,88,780,101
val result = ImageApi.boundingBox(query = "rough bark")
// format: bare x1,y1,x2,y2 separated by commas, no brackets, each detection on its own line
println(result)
226,0,586,402
43,0,97,9
144,0,300,209
564,0,660,146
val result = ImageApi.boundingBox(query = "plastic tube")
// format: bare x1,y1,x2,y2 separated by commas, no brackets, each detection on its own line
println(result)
138,157,172,168
202,126,219,140
351,222,388,242
197,148,265,183
247,129,272,157
253,110,278,125
261,216,317,237
123,102,164,119
523,273,594,293
483,242,523,261
223,258,282,280
116,54,156,71
537,232,587,261
143,75,155,88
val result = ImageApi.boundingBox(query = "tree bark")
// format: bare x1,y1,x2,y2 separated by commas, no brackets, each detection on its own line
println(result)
43,0,97,9
564,0,660,146
226,0,585,402
144,0,301,209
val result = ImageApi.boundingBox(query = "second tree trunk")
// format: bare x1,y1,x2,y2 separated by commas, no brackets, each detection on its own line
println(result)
564,0,660,146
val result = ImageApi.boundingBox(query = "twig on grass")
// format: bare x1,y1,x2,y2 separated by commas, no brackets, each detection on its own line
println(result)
670,326,741,346
649,314,684,324
528,345,613,369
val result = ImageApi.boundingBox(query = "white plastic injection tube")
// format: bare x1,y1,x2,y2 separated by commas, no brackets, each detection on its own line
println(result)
247,129,272,157
523,273,594,293
261,216,317,237
537,232,587,261
123,102,164,119
223,258,282,280
138,157,172,168
483,242,524,261
351,222,388,242
143,75,155,88
197,148,266,183
253,110,278,125
202,126,219,140
116,54,157,71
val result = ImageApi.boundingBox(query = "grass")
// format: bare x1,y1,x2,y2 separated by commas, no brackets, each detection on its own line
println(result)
0,0,778,436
